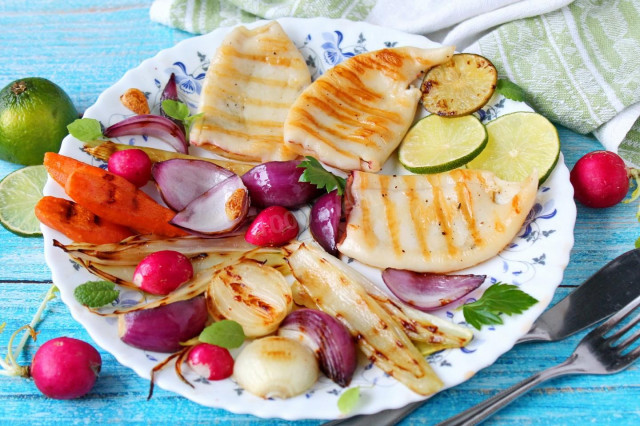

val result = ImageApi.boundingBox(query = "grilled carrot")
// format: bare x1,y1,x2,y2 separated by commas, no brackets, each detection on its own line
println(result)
35,196,135,244
43,152,101,188
64,168,188,237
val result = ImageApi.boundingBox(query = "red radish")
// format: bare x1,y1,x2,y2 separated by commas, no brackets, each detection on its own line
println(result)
570,150,629,208
186,343,234,380
245,206,299,246
107,149,152,188
30,337,102,400
133,250,193,295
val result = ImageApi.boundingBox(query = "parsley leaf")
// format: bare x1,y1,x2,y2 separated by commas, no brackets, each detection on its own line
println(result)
74,280,119,308
161,99,203,136
337,386,360,414
462,283,538,330
496,79,526,102
199,320,245,349
67,118,104,142
297,156,346,195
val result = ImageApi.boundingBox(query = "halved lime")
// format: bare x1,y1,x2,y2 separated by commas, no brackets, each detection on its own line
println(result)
466,112,560,184
399,114,488,174
421,53,497,117
0,165,47,236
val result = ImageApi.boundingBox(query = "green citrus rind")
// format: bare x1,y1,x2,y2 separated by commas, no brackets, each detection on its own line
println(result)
0,165,47,237
466,111,560,185
399,114,488,174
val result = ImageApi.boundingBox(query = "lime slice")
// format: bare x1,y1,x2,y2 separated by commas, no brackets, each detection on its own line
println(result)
0,165,47,236
399,114,488,174
421,53,497,117
466,112,560,184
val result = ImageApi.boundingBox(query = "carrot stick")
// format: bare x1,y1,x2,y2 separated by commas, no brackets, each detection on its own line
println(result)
43,152,102,188
35,196,135,244
64,168,188,237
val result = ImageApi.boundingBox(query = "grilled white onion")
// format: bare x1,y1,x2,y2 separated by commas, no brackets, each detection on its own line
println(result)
206,259,292,337
233,336,318,399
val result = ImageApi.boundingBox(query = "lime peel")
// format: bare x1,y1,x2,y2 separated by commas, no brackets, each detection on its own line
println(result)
399,114,488,174
0,164,48,236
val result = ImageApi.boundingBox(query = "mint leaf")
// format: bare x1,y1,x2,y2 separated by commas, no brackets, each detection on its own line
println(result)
161,99,190,121
297,156,346,195
67,118,104,142
199,320,245,349
74,280,119,308
496,79,526,102
462,283,538,330
337,386,360,414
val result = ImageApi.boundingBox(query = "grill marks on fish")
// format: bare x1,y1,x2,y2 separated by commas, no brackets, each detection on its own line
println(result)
338,169,538,273
284,45,455,172
190,21,311,162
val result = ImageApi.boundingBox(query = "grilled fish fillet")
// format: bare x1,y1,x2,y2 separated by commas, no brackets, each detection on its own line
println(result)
338,169,538,273
190,21,311,162
283,45,455,172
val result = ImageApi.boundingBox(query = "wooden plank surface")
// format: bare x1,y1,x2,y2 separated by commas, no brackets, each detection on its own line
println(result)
1,1,639,424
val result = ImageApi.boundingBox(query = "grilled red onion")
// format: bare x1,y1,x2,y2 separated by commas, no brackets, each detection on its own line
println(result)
104,114,188,154
310,190,341,256
118,296,207,353
170,175,250,235
152,158,234,211
382,268,486,311
159,73,186,133
241,160,318,208
278,308,356,387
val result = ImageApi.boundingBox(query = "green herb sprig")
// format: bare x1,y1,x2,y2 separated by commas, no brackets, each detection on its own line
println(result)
297,156,346,195
161,99,203,136
67,118,105,142
337,386,361,414
496,79,526,102
462,283,538,330
73,280,119,308
198,319,245,349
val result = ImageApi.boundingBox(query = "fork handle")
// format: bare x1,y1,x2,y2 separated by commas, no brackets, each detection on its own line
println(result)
436,355,582,426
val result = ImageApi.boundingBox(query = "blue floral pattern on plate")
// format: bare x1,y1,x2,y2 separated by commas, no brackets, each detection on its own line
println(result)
43,18,576,420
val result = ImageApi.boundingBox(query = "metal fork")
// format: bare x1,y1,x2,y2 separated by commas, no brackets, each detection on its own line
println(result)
437,293,640,425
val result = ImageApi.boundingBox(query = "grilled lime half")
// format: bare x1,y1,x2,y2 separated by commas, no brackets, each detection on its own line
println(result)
421,53,497,117
0,165,47,236
467,112,560,184
399,114,487,174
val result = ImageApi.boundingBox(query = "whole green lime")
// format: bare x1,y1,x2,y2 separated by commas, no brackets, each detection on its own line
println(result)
0,77,78,165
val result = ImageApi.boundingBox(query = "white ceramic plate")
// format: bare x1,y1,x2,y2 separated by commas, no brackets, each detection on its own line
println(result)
42,17,577,420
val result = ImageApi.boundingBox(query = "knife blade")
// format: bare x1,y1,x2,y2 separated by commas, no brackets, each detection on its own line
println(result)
324,247,640,426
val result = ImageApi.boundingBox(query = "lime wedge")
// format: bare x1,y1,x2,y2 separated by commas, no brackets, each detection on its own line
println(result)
398,114,488,174
421,53,497,117
0,165,47,236
466,112,560,184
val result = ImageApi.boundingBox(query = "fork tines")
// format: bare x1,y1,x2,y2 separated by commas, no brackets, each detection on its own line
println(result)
594,293,640,358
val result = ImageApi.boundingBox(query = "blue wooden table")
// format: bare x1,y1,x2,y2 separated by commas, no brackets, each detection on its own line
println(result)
1,1,639,424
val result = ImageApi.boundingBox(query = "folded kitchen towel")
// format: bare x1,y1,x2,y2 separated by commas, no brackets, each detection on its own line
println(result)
150,0,640,166
149,0,571,50
468,0,640,167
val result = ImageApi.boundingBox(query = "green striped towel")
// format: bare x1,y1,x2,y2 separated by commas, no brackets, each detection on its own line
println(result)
150,0,640,166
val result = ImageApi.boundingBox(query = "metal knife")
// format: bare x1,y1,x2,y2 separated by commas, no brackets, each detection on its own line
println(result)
324,248,640,426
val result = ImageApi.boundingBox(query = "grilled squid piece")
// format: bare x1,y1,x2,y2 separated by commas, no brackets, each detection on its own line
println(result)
338,169,538,273
284,45,455,172
190,21,311,162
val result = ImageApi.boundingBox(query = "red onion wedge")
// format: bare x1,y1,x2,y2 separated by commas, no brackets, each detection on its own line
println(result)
104,114,188,154
241,160,319,208
159,73,186,134
152,158,234,211
278,308,356,387
310,190,341,256
170,175,250,235
382,268,486,311
118,296,208,353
